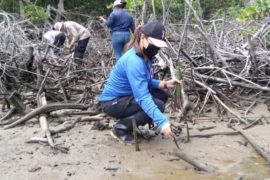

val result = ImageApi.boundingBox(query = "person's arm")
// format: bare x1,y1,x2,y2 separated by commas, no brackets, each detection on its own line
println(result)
151,79,160,89
126,60,168,128
104,12,114,28
99,16,106,22
158,79,182,89
66,35,72,48
126,62,175,138
66,25,79,49
130,18,135,33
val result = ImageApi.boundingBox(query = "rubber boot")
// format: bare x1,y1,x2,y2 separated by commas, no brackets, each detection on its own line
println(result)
111,116,135,144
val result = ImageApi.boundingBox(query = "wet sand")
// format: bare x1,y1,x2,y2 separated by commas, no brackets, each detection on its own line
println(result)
0,103,270,180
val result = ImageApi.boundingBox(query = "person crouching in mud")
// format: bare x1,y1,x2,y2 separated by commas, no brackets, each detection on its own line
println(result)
54,21,90,62
99,21,181,144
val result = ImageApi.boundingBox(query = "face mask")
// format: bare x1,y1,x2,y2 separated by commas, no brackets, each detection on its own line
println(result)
143,44,160,59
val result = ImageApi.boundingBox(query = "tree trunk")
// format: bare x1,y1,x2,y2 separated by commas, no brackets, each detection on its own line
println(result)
56,0,65,22
195,0,202,18
19,0,25,18
44,5,51,28
141,0,149,24
160,0,166,24
151,0,156,20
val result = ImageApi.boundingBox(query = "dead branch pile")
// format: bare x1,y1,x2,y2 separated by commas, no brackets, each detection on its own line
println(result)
0,10,270,158
0,12,112,152
165,18,270,122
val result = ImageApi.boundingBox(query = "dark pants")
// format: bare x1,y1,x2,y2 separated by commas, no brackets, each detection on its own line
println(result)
74,37,90,59
100,89,168,128
53,33,66,54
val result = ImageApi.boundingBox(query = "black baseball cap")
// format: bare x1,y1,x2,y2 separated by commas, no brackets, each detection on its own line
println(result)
140,21,168,48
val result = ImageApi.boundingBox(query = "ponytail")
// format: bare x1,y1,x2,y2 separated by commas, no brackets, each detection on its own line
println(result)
123,25,143,53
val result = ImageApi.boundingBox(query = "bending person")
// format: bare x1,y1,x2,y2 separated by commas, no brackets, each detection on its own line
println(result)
99,21,180,144
54,21,90,60
100,0,135,61
42,30,66,55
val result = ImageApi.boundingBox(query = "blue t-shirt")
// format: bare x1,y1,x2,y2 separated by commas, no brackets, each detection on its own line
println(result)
105,9,135,33
99,48,168,128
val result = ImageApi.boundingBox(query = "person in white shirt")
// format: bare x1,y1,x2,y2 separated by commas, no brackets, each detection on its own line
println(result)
54,21,90,59
42,30,66,55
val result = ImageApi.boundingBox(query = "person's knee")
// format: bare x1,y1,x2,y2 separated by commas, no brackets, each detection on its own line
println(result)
153,98,165,112
152,89,169,103
160,90,169,102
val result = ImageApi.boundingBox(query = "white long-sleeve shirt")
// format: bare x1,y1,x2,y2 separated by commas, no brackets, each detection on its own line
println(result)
43,30,63,45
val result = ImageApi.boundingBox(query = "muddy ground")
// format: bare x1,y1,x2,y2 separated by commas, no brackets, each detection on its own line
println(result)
1,103,270,180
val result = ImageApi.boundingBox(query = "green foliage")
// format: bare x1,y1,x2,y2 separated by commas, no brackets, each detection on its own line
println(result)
2,0,269,24
64,0,112,17
226,6,243,18
125,0,143,13
236,0,270,24
168,0,185,20
24,3,49,25
199,0,246,19
240,28,258,37
0,0,18,13
34,0,112,19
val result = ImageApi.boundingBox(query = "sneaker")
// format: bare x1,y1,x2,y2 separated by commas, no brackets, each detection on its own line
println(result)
111,125,134,145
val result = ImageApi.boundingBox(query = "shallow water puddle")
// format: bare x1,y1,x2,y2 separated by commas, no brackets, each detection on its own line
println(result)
229,156,270,179
117,156,270,180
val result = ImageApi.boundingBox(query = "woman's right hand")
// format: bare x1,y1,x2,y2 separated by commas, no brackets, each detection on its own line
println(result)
166,79,182,89
99,16,106,22
161,123,176,138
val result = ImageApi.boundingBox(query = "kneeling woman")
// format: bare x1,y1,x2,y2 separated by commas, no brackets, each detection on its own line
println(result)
99,21,180,144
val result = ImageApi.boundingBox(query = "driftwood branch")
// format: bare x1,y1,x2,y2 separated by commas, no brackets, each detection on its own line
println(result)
197,125,216,131
4,104,89,129
174,149,217,174
50,117,81,135
25,137,69,153
0,107,16,122
243,117,262,130
177,131,239,139
232,126,270,167
212,94,248,125
37,92,54,147
50,110,100,117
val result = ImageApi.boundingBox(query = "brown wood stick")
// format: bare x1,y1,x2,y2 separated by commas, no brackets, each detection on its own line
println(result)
25,137,69,153
50,117,81,135
176,131,239,140
0,107,15,122
197,125,217,131
4,103,89,129
174,149,217,174
38,93,54,147
243,117,262,130
132,118,140,151
232,126,270,167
